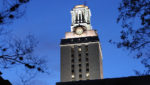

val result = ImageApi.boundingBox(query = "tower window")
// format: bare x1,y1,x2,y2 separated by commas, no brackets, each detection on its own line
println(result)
86,68,89,72
71,74,75,79
79,64,81,67
78,58,81,62
79,74,82,78
71,39,73,42
79,69,82,72
78,48,81,52
72,64,74,68
85,46,88,52
78,38,80,41
71,48,74,52
78,46,81,52
71,54,74,57
72,69,74,73
86,58,89,61
86,73,90,80
86,53,88,56
86,63,89,66
71,59,74,63
85,38,88,40
71,47,74,60
86,73,90,77
79,53,81,56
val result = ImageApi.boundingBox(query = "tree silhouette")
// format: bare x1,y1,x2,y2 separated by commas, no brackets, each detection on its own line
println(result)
0,34,46,72
0,0,47,73
112,0,150,75
0,1,48,85
0,0,30,25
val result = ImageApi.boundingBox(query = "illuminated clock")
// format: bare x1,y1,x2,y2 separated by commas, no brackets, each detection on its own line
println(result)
75,26,84,35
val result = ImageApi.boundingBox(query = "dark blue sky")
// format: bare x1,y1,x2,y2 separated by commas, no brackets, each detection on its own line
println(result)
1,0,145,85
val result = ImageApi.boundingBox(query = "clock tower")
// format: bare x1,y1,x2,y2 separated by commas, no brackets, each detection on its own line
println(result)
60,5,103,82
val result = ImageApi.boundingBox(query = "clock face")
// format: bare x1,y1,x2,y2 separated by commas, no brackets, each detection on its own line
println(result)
75,27,84,35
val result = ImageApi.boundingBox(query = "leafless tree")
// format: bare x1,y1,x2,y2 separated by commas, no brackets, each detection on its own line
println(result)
0,34,46,72
0,0,30,25
110,0,150,75
0,0,48,72
0,1,48,85
16,68,38,85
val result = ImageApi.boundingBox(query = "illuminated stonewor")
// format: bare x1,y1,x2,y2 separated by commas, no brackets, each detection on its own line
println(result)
60,5,103,82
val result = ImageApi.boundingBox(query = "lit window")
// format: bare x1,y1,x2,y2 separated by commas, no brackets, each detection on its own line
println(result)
78,48,81,52
71,75,75,78
86,73,90,77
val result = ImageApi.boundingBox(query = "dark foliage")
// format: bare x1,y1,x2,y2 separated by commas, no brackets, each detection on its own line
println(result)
0,0,30,25
113,0,150,75
0,34,46,72
0,0,46,73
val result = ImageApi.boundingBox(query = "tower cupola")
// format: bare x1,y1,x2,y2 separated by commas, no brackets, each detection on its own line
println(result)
71,5,92,32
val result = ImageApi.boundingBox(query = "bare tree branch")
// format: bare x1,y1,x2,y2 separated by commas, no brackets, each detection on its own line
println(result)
112,0,150,75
